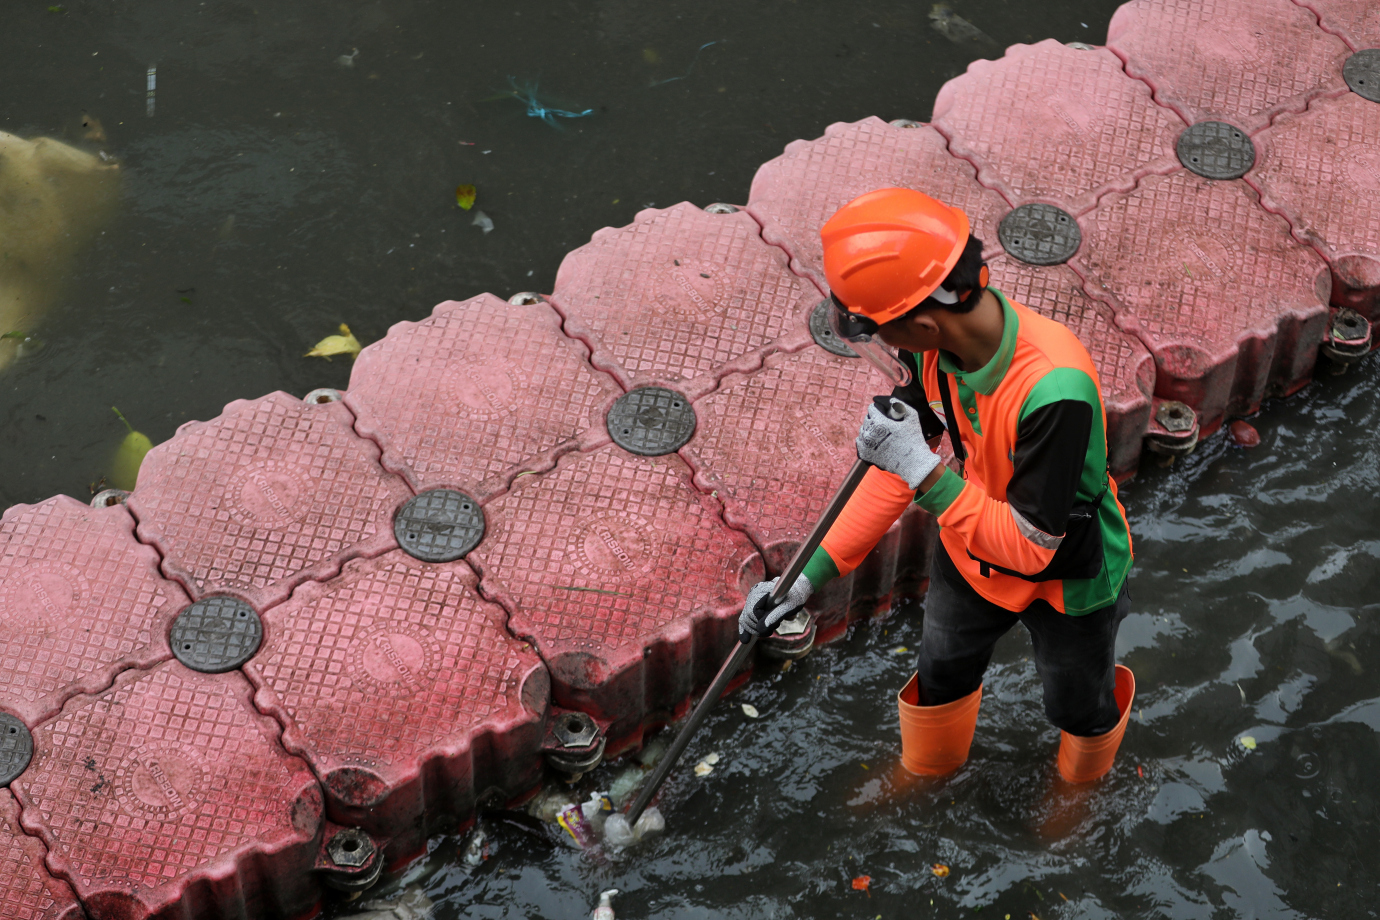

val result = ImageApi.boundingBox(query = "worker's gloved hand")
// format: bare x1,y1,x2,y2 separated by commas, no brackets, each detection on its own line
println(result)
856,397,943,490
738,574,813,644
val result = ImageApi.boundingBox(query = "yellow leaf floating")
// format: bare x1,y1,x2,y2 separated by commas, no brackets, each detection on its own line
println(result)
1239,736,1257,751
455,184,476,210
109,406,153,491
305,323,361,360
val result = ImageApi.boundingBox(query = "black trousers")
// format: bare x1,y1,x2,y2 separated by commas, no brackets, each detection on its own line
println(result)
917,543,1130,737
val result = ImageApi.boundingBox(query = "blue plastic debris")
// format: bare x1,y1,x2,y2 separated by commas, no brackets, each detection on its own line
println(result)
507,78,592,127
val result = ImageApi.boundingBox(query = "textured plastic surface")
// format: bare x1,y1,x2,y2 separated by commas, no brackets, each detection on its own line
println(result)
469,446,762,742
170,597,263,673
747,117,1009,292
1107,0,1352,131
1074,171,1330,432
393,490,485,562
128,392,412,609
1,789,83,920
606,387,697,456
933,40,1185,214
986,257,1155,478
346,294,620,498
12,662,324,920
0,497,186,726
246,551,547,848
551,202,815,396
1248,92,1380,321
1298,0,1380,52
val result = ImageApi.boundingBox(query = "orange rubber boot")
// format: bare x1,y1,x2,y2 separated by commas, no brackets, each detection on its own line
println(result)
1056,665,1135,784
897,673,982,776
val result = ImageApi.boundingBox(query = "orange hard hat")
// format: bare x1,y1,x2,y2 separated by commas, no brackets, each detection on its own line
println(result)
821,188,971,325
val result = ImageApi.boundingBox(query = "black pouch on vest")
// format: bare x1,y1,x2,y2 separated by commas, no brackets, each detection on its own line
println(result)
937,368,1106,583
968,491,1105,582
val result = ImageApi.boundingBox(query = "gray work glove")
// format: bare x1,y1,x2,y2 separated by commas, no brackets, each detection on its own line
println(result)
856,397,943,490
738,574,813,644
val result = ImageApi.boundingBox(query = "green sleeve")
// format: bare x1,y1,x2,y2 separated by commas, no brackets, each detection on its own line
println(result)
802,545,840,591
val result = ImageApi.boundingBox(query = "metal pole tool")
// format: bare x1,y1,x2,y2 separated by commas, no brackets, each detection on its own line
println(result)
624,398,904,825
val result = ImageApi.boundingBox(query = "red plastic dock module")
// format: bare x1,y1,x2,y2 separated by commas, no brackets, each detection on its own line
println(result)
0,497,188,727
932,39,1185,215
1073,171,1330,433
1,789,83,920
1107,0,1351,132
1248,92,1380,322
680,346,937,636
985,257,1155,478
1296,0,1380,51
127,392,413,609
468,446,763,748
746,118,1011,291
549,202,817,399
245,551,549,858
12,663,324,920
347,294,622,499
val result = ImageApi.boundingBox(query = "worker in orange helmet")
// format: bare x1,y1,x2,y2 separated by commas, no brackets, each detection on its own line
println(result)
739,188,1136,783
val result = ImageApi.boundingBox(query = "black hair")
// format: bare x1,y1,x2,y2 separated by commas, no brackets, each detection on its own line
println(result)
897,234,987,319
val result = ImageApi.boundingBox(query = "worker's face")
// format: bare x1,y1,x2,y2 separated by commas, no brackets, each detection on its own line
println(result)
876,307,944,353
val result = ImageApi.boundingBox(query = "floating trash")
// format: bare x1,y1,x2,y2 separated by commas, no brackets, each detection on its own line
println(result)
146,64,156,116
507,77,593,127
741,703,759,718
1228,420,1260,447
1239,736,1257,751
928,4,993,44
472,210,494,234
557,803,598,849
109,406,152,491
592,889,619,920
648,41,718,87
932,864,951,878
305,322,362,360
603,806,665,848
337,48,359,68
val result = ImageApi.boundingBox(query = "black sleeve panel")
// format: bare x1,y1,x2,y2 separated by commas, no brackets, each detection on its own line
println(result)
1006,400,1093,537
890,349,947,441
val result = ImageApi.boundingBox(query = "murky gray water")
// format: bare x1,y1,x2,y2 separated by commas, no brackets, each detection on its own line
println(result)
7,2,1376,918
346,357,1380,920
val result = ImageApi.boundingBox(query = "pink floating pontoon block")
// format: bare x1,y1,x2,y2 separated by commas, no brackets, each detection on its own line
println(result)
128,392,413,609
746,117,1009,292
933,39,1185,215
245,551,548,855
1073,171,1330,435
469,446,762,746
1288,0,1380,53
0,496,188,726
13,663,324,920
679,345,938,636
1249,92,1380,322
347,294,621,499
986,257,1155,479
1107,0,1351,132
550,202,816,398
1,789,83,920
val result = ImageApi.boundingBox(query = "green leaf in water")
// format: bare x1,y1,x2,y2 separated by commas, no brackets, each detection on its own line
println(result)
109,406,153,490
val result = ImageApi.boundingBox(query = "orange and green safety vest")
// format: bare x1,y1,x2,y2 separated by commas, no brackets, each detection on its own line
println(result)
803,289,1133,615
